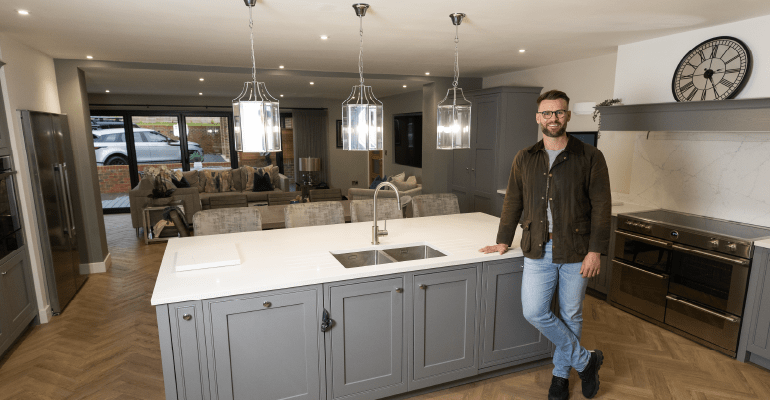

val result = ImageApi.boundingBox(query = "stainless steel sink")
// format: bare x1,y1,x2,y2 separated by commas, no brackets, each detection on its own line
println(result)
332,250,396,268
382,245,447,262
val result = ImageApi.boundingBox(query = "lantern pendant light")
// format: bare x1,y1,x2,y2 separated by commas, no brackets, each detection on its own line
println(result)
342,3,383,151
233,0,281,153
437,13,471,150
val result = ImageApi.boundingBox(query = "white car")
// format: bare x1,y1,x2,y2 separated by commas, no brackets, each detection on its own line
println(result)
93,128,204,165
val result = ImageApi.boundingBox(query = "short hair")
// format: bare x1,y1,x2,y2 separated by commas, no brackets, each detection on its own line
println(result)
537,90,570,107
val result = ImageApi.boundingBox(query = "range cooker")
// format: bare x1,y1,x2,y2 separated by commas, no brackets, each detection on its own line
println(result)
608,209,770,357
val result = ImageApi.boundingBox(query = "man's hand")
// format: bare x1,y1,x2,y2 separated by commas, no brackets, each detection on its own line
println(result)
580,252,601,278
479,243,509,255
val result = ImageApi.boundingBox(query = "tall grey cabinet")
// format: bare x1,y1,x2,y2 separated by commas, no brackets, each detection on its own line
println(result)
450,86,542,216
737,246,770,370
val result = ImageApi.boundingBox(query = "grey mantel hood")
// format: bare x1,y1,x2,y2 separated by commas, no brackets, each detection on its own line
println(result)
596,97,770,133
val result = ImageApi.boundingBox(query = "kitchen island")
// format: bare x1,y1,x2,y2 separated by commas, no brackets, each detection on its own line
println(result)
152,213,553,400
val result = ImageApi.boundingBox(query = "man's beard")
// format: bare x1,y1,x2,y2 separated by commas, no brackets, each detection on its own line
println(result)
541,122,567,138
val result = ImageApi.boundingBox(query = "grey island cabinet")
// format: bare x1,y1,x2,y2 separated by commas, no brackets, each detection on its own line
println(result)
737,244,770,370
152,213,554,400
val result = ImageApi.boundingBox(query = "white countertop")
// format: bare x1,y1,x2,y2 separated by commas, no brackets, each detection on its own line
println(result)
151,213,523,305
756,238,770,250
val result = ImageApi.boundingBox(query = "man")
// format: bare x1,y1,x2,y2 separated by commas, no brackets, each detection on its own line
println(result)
480,90,611,400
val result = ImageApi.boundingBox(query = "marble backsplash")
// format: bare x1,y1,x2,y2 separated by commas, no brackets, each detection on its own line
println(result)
611,132,770,228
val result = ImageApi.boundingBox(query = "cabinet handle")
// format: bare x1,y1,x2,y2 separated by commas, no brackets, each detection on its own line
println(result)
395,288,403,293
321,309,335,332
0,271,6,276
182,314,192,321
471,168,475,172
263,301,272,308
419,284,427,290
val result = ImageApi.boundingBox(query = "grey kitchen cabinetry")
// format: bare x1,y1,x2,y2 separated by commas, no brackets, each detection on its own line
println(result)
324,277,406,400
409,265,480,390
587,216,617,295
450,86,542,217
163,301,210,400
738,246,770,369
0,64,11,151
480,259,552,370
0,249,37,358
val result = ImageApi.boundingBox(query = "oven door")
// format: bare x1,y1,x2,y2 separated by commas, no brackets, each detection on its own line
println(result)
614,230,672,274
609,259,669,322
669,244,750,316
665,294,741,354
0,170,23,260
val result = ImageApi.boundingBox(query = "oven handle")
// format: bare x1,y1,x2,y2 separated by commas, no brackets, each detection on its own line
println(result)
614,259,667,280
615,230,672,248
665,295,739,323
671,244,749,266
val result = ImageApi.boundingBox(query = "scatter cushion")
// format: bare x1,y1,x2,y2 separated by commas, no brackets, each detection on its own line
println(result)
181,170,203,192
253,171,273,192
391,179,417,191
171,176,191,188
369,175,383,190
202,170,220,193
231,167,244,191
406,176,417,186
389,172,406,182
219,170,235,192
241,165,256,191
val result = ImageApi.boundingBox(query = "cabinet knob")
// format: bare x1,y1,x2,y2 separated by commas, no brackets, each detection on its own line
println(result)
419,284,427,290
471,168,475,172
395,288,403,293
0,271,6,276
263,301,272,308
182,314,192,321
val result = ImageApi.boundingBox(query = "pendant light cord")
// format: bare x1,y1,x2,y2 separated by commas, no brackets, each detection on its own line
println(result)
249,5,257,93
453,24,459,88
359,15,365,87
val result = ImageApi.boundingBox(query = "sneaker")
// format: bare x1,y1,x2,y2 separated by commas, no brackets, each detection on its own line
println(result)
548,376,569,400
577,349,604,399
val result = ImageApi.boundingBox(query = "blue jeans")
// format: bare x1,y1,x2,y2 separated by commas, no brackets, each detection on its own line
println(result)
522,240,591,379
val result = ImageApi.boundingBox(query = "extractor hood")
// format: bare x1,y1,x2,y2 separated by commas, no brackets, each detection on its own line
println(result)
596,97,770,132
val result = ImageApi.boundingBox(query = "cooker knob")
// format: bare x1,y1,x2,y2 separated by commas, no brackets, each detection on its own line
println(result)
670,231,679,238
727,243,737,252
709,239,719,249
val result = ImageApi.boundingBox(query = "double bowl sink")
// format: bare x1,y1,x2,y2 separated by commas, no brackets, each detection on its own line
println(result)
331,245,447,268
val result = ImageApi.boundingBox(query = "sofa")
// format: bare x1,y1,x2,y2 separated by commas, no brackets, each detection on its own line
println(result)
129,165,290,233
346,172,422,200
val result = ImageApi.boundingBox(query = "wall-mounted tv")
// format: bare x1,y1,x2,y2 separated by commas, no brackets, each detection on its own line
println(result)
569,131,598,147
393,112,422,168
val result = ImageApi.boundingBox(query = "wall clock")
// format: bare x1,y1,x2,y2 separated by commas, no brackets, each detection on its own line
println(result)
671,36,751,102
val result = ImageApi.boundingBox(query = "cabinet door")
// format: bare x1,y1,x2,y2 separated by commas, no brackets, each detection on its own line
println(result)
480,259,551,369
0,251,37,356
168,301,210,400
747,248,770,359
469,95,499,215
411,266,479,389
206,290,321,400
327,277,405,400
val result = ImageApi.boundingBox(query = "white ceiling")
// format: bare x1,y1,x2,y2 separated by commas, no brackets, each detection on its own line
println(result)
2,0,770,99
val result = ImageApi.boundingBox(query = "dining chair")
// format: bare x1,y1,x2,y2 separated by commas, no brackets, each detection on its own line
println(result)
349,199,403,222
193,207,262,236
411,193,461,217
284,202,345,228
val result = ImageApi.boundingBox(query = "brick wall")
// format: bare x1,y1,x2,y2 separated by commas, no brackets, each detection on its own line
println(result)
97,162,233,194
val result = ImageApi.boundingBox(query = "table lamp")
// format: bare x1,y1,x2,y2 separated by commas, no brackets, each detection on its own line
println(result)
299,157,321,186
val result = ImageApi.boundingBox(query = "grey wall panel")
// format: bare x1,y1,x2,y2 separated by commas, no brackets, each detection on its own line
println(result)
480,259,551,369
205,290,320,400
328,277,404,400
412,265,478,387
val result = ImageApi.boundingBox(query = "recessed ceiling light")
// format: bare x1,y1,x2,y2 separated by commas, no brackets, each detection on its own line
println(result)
320,35,328,40
105,90,110,93
199,93,203,95
310,82,314,85
18,10,29,15
519,49,525,53
199,78,204,81
86,55,93,59
279,65,285,69
425,72,430,75
403,85,407,88
280,94,284,97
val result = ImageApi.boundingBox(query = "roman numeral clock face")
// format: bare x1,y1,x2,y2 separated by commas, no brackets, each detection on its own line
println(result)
672,36,751,102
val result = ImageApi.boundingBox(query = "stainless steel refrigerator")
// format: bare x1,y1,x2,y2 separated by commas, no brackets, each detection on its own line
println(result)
21,110,85,314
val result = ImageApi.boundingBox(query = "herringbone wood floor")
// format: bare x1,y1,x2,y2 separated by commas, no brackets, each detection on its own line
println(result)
1,214,769,399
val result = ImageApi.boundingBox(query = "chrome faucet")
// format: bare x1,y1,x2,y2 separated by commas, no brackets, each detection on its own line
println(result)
372,182,401,245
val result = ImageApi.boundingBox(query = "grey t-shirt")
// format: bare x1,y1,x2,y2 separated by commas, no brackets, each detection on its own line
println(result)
545,148,564,233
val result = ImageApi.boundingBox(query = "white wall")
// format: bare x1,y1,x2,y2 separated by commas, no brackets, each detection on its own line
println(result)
610,14,770,226
482,53,631,192
0,33,62,323
614,14,770,105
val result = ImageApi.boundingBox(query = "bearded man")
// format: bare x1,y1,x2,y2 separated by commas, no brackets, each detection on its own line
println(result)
480,90,611,400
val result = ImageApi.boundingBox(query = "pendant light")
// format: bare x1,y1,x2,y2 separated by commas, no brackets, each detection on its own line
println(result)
436,13,471,150
233,0,281,153
341,3,383,151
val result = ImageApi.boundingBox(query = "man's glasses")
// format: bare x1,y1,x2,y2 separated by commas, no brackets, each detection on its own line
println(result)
537,110,568,119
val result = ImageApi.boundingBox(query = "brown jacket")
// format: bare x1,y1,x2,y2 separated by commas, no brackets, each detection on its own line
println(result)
496,135,611,263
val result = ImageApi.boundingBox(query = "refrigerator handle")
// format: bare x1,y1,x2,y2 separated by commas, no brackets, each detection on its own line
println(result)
62,163,77,236
55,164,73,239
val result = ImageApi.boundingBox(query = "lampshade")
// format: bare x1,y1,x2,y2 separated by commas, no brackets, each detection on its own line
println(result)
299,157,321,172
436,13,471,150
342,85,383,151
